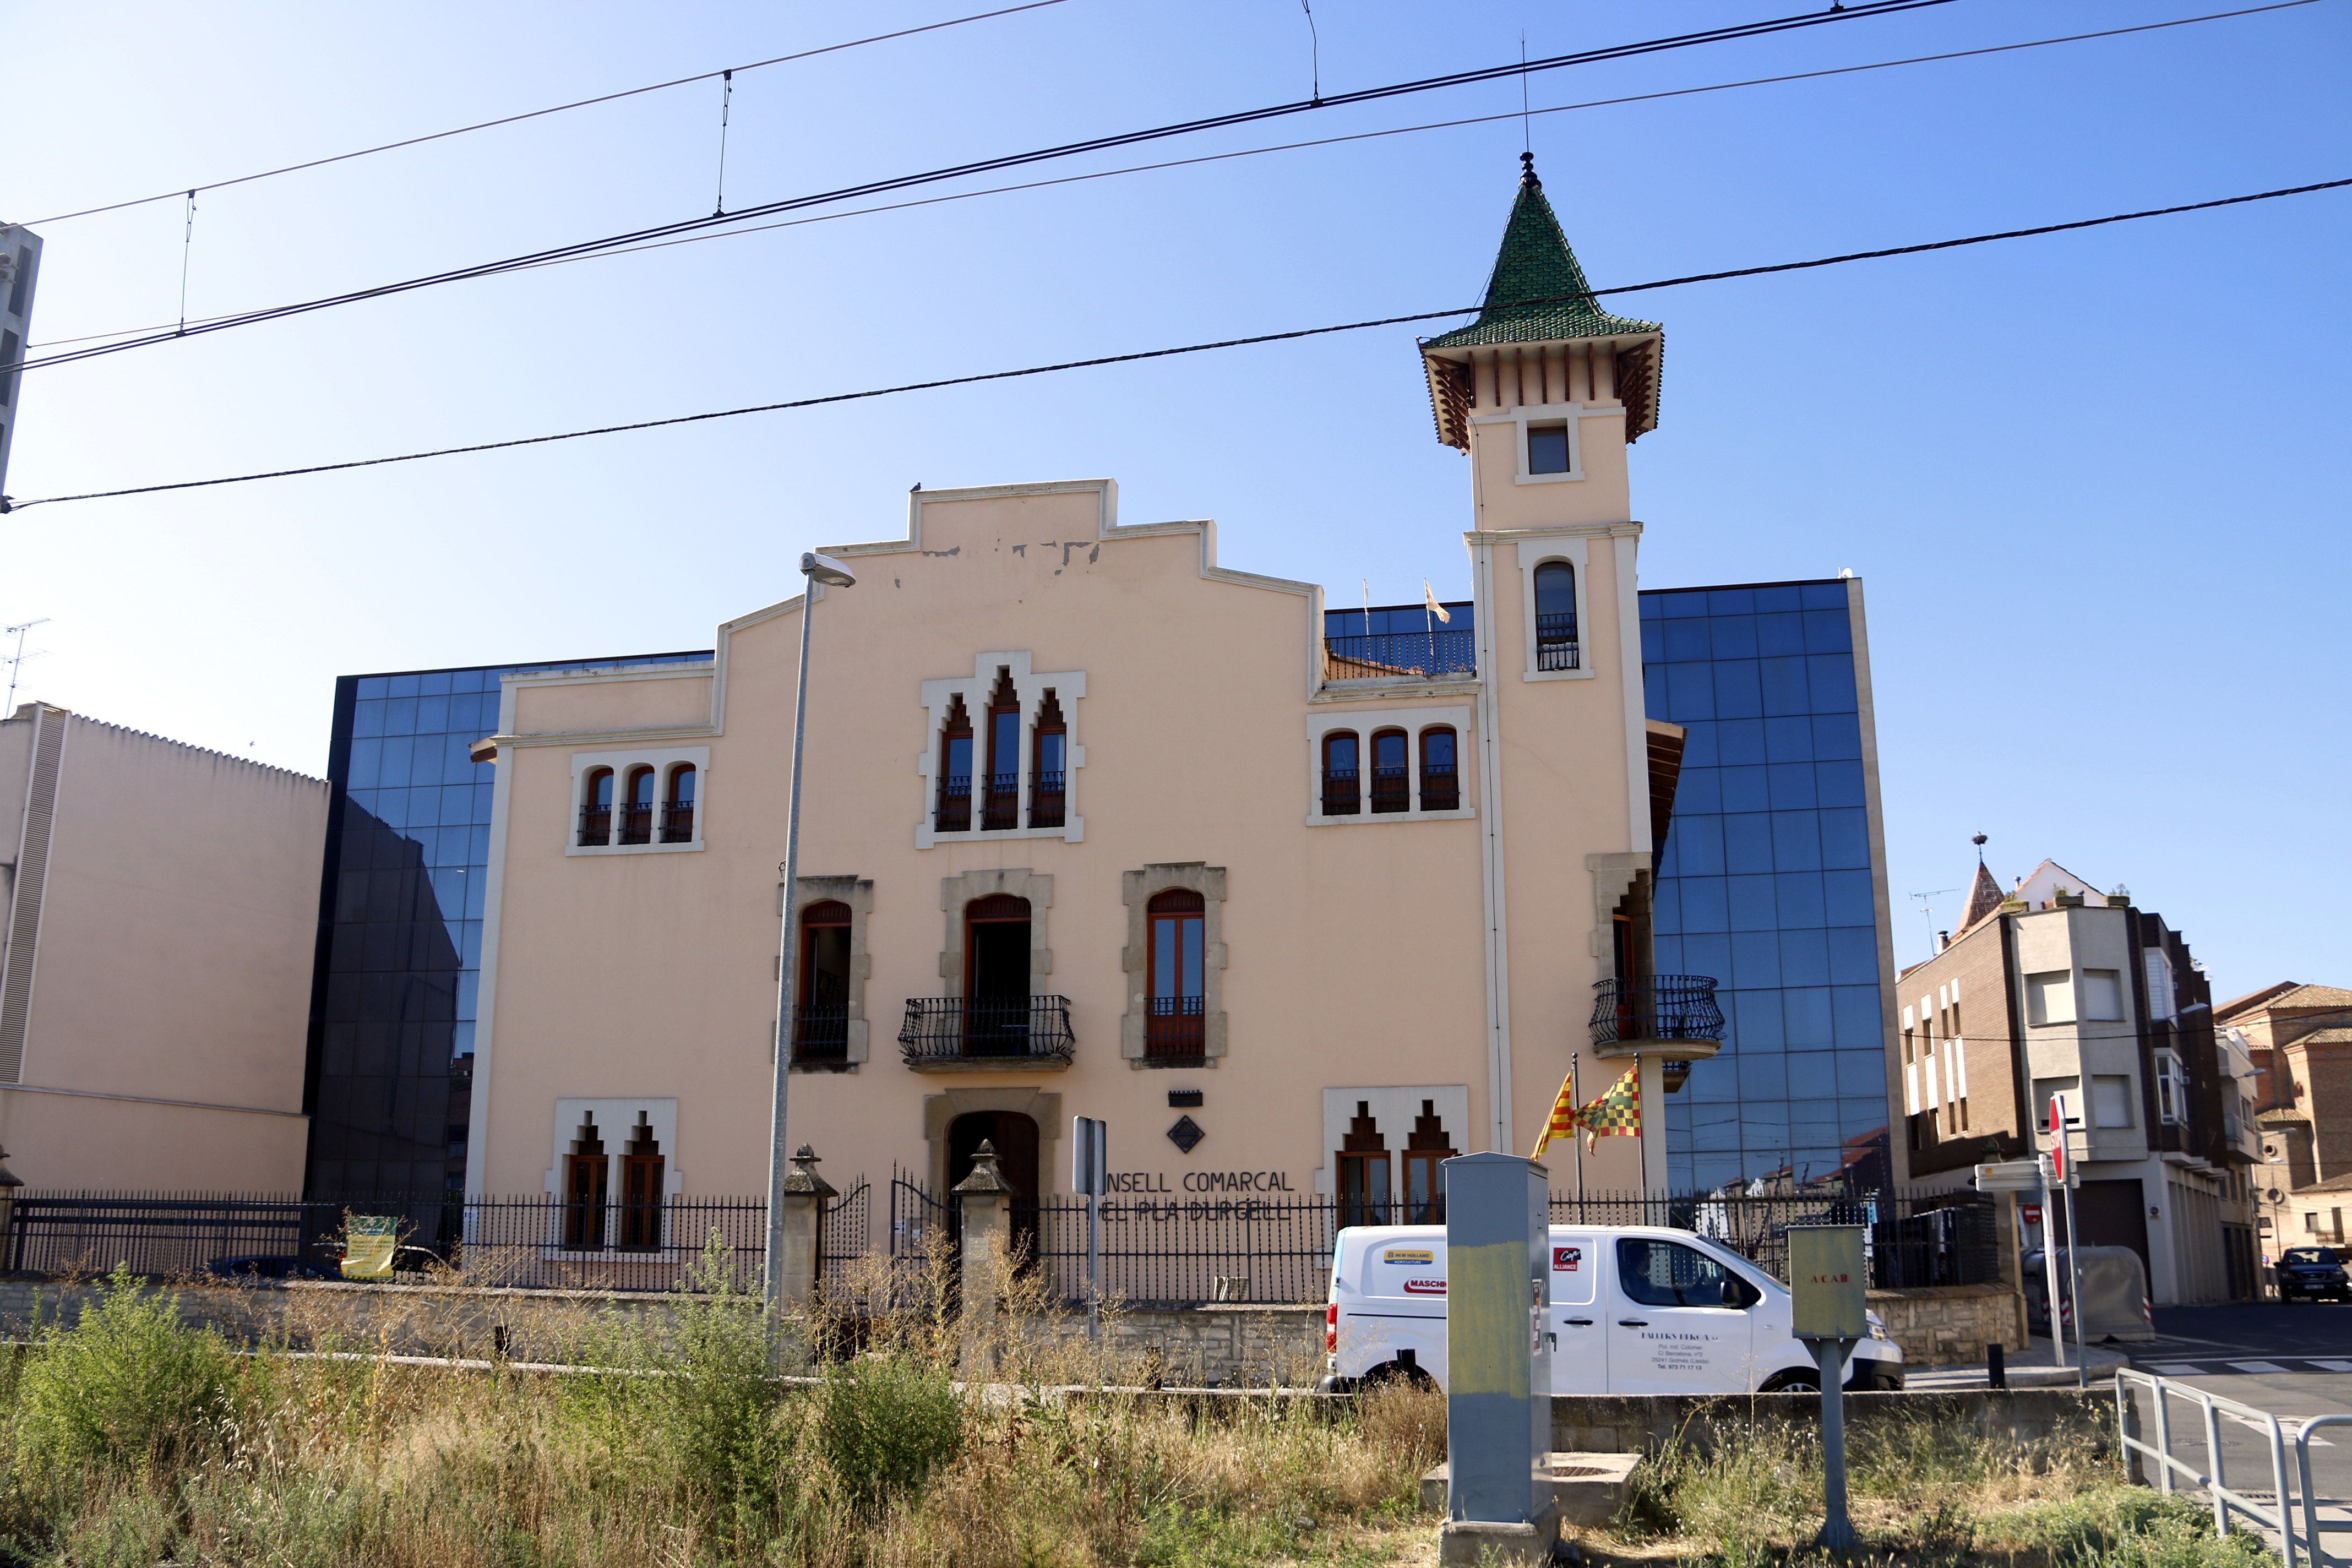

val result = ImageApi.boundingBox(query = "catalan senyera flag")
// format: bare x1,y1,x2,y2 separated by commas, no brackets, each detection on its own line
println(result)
1531,1071,1581,1159
1577,1066,1642,1151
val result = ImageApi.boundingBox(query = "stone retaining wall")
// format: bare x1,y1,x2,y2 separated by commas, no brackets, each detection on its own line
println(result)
1866,1283,2028,1366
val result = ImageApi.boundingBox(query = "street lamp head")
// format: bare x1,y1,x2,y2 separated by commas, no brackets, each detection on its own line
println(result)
801,551,856,589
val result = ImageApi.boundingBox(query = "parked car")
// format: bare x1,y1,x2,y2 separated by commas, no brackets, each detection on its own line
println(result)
2276,1246,2351,1303
1320,1223,1905,1395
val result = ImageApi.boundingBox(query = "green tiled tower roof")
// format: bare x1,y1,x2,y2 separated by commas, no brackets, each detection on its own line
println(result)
1420,154,1664,448
1424,156,1660,351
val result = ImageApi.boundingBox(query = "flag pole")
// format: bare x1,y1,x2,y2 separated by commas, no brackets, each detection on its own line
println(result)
1572,1050,1585,1207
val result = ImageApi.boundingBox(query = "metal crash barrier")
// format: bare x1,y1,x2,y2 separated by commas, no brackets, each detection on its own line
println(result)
2116,1368,2298,1565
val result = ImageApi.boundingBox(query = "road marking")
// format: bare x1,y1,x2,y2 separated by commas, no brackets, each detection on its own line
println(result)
2230,1361,2290,1373
2311,1360,2352,1374
2150,1362,2208,1374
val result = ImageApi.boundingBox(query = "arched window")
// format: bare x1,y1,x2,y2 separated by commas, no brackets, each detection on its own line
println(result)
1030,689,1067,830
619,765,656,844
1534,561,1580,671
1146,889,1206,1061
563,1112,608,1250
578,767,615,847
661,763,696,843
793,899,853,1063
1321,731,1360,816
1419,727,1460,812
983,669,1021,831
618,1113,665,1251
1369,728,1409,814
935,694,973,832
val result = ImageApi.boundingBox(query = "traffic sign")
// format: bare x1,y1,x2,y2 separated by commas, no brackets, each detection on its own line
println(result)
2047,1094,2069,1183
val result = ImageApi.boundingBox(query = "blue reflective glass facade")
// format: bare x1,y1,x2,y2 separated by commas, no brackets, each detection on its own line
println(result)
305,652,710,1196
1640,581,1893,1194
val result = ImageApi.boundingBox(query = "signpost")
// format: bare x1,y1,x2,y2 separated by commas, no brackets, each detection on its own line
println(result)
1789,1226,1866,1553
1974,1153,2067,1373
2049,1094,2087,1390
1072,1116,1107,1339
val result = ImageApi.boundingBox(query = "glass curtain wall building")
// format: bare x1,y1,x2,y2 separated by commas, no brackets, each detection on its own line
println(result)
1639,580,1897,1194
304,652,710,1197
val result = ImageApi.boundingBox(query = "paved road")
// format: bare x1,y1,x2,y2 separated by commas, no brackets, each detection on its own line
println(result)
2119,1303,2352,1558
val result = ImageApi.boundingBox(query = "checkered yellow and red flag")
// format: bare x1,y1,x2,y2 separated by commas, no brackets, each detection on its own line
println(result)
1576,1066,1641,1151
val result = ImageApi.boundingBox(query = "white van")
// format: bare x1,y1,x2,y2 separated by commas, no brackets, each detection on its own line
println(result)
1321,1223,1904,1395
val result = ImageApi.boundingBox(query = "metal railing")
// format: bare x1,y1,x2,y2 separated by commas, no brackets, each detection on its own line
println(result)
1420,763,1460,812
982,771,1020,831
1321,767,1360,815
2119,1369,2301,1566
576,805,611,846
1030,769,1065,829
1589,974,1724,1046
1370,765,1411,813
1022,1194,1338,1305
1145,994,1206,1062
934,776,972,832
1323,629,1477,680
897,995,1075,1065
1537,613,1581,671
1549,1190,1997,1289
821,1178,869,1293
660,801,694,842
618,802,653,845
792,1002,851,1064
4,1190,769,1292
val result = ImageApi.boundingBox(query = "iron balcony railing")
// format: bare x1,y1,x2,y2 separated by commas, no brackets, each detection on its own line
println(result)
1145,994,1206,1061
1421,762,1460,812
1321,767,1360,816
1589,974,1724,1047
899,995,1075,1065
792,1002,850,1064
1030,769,1066,830
660,802,694,842
1536,612,1581,671
1370,764,1411,813
934,775,972,833
982,771,1020,831
618,802,654,845
1323,628,1477,680
577,805,611,847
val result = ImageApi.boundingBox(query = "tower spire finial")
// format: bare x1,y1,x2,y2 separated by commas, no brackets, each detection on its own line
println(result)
1519,149,1537,186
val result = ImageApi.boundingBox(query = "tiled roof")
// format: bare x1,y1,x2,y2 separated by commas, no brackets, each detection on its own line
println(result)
2220,982,2352,1020
1956,861,2006,935
2291,1028,2352,1048
1423,158,1661,353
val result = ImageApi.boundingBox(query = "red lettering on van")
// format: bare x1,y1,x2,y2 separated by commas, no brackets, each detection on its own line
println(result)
1402,1278,1447,1295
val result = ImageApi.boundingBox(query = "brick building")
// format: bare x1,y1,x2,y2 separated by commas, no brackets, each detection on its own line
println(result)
2222,982,2352,1268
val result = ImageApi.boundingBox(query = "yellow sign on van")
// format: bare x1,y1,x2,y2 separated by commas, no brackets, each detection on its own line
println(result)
1381,1246,1434,1265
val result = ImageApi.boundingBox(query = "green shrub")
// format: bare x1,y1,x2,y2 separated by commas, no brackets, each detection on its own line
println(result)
816,1352,966,1512
13,1266,238,1471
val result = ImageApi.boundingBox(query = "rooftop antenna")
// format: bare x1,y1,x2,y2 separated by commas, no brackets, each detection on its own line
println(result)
1520,32,1532,156
1299,1,1321,104
3,618,50,714
1909,885,1959,958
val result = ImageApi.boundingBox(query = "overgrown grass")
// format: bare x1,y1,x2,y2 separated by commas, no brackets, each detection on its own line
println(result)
0,1263,2268,1567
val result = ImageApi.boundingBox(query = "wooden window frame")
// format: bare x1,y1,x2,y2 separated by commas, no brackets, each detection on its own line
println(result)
1145,888,1206,1063
1030,690,1067,830
619,765,656,844
1418,726,1460,812
1533,559,1581,672
1321,731,1362,816
579,767,614,847
983,672,1021,832
661,763,696,843
936,695,974,833
1368,727,1410,814
793,899,854,1064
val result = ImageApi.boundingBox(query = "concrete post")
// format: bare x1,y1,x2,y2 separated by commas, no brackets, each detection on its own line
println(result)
952,1139,1019,1376
774,1144,835,1310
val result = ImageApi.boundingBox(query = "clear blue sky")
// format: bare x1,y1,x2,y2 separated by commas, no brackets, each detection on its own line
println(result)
6,1,2346,998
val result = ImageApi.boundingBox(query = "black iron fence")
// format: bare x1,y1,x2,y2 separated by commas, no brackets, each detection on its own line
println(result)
1324,629,1477,680
0,1183,1996,1302
1588,974,1724,1046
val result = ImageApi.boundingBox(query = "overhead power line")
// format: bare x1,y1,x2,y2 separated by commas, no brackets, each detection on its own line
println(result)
13,0,1957,378
8,175,2343,514
19,2,1075,227
31,2,2312,354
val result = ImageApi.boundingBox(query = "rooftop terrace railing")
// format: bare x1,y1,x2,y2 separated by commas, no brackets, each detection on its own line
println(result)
1322,628,1476,681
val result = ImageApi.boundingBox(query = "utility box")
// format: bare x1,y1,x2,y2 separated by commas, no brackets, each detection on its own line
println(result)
1789,1226,1868,1341
1442,1151,1553,1555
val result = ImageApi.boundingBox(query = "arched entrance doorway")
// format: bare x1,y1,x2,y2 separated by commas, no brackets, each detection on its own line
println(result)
948,1109,1040,1267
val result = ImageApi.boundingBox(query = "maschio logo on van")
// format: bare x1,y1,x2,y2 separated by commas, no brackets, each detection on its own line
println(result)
1554,1246,1582,1272
1402,1278,1447,1295
1382,1248,1434,1266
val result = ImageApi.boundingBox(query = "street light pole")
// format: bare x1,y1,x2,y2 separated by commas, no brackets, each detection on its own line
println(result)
763,551,856,1314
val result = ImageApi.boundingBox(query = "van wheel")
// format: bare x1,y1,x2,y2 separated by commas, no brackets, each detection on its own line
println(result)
1758,1369,1820,1393
1361,1360,1435,1391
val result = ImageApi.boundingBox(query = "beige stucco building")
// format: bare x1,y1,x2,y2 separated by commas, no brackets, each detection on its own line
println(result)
467,164,1724,1238
0,703,325,1191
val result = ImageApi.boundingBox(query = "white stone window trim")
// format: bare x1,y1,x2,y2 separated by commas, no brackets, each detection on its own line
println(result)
1469,401,1618,486
1511,537,1597,683
1305,703,1476,825
1313,1085,1472,1202
542,1097,683,1257
567,745,710,856
914,650,1086,850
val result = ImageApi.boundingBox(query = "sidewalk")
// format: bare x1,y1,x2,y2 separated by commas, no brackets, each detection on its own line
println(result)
1903,1334,2130,1390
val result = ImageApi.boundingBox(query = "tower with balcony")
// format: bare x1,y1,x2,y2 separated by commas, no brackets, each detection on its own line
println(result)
1419,154,1719,1189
